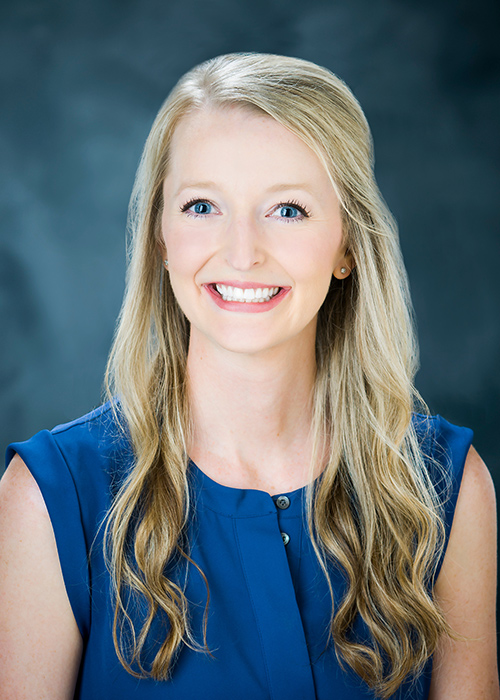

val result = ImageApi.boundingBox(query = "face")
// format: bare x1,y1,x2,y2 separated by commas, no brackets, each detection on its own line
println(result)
160,105,352,358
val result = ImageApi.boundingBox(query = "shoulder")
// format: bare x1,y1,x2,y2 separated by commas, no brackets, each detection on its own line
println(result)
413,412,474,471
458,445,496,521
0,454,51,544
429,446,499,697
49,399,126,458
413,413,474,538
1,451,45,509
6,401,131,500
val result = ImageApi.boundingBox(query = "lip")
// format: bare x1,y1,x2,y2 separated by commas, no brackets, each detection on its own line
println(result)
203,283,291,313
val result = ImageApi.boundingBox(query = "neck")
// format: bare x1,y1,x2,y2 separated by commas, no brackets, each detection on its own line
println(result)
186,333,320,494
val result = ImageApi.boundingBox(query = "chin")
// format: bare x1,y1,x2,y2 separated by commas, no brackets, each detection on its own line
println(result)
194,325,285,356
214,337,279,356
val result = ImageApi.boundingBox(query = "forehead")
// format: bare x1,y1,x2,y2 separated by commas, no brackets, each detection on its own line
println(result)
165,105,333,193
170,104,304,157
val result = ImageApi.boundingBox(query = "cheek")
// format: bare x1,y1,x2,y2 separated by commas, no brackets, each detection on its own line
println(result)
166,269,199,326
163,224,208,273
287,238,341,309
287,237,338,280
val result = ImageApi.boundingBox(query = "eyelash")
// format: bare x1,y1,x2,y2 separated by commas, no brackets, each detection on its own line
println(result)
179,197,311,221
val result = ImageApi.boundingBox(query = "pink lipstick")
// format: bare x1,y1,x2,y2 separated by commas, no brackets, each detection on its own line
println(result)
203,282,290,313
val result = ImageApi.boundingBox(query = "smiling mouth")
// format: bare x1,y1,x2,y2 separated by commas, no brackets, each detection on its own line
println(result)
211,283,282,303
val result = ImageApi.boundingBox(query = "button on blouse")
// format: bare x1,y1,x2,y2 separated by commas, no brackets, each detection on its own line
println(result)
276,495,291,509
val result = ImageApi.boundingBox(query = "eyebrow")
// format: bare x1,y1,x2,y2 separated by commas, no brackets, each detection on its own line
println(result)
175,181,316,197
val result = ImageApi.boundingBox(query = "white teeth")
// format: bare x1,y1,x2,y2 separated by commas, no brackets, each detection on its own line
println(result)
215,284,281,302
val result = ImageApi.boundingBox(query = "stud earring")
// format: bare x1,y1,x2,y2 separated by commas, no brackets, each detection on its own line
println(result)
340,267,347,274
164,259,169,268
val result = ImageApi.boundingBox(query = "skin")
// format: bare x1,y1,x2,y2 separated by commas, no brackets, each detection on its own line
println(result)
0,106,497,697
0,454,82,699
429,446,499,698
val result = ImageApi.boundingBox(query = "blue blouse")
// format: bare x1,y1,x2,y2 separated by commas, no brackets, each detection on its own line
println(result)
6,403,473,699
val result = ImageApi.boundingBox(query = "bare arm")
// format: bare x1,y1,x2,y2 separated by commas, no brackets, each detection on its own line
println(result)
0,454,83,699
429,445,499,699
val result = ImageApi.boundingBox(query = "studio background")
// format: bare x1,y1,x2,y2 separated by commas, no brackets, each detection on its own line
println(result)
1,0,499,546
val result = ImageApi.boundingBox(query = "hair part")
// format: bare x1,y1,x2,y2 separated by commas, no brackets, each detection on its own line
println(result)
104,52,454,697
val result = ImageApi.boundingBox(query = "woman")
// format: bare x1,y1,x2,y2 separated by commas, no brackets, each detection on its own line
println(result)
0,53,497,699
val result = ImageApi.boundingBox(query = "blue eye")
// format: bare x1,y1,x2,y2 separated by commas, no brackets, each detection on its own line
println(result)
180,199,214,217
274,200,310,222
193,202,212,214
279,205,300,219
192,201,212,215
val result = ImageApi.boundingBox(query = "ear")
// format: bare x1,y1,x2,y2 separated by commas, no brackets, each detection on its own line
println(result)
333,251,355,280
156,243,169,271
157,240,168,263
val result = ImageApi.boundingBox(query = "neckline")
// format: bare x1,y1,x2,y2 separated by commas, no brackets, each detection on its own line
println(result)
188,459,311,518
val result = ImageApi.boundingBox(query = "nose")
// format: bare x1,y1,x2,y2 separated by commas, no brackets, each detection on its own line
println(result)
222,216,265,271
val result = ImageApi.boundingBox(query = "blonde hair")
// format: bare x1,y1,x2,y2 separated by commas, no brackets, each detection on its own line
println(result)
104,53,452,697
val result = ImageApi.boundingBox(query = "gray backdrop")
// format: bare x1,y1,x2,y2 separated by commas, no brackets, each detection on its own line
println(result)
1,0,499,528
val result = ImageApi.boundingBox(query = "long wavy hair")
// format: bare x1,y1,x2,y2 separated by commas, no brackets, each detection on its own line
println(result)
104,52,453,697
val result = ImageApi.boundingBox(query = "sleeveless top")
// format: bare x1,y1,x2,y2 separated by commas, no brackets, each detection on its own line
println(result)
6,403,473,699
